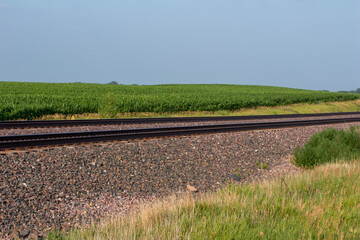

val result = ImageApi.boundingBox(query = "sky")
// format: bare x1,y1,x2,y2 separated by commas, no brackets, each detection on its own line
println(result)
0,0,359,91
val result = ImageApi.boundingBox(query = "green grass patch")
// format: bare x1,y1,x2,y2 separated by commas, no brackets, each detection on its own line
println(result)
294,127,360,168
54,160,360,239
1,82,359,120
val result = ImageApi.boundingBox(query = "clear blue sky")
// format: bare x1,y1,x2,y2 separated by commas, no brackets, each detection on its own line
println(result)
0,0,359,91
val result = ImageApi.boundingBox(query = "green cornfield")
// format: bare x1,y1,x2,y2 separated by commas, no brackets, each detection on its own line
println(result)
0,82,358,120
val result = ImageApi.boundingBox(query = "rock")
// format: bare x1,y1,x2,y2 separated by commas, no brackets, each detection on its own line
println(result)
20,227,30,238
28,233,39,240
186,184,198,192
9,231,19,240
230,174,241,181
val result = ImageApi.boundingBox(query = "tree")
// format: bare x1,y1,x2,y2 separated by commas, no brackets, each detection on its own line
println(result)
107,81,119,85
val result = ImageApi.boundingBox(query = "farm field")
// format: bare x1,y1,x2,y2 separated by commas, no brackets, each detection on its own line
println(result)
0,82,359,121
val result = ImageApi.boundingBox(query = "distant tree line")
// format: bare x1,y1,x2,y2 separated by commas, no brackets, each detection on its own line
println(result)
107,81,119,85
338,88,360,94
106,81,140,86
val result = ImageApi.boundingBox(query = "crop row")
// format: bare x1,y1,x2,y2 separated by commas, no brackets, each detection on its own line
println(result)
0,82,358,120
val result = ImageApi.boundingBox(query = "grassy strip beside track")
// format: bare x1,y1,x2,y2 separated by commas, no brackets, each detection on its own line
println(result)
1,82,359,120
38,99,360,120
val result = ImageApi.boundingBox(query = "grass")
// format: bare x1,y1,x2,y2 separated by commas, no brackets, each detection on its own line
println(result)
255,161,267,169
55,160,360,240
34,99,360,120
1,82,359,120
294,127,360,168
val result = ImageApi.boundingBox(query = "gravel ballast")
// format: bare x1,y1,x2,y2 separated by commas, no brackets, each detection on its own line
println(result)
0,122,359,238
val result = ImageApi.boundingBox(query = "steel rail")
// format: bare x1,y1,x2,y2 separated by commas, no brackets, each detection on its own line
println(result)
0,111,359,129
1,117,360,150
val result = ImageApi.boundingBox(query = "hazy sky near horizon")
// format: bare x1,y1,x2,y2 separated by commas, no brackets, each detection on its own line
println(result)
0,0,359,91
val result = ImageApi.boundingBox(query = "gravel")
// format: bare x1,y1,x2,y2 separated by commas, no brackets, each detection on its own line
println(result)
0,122,359,238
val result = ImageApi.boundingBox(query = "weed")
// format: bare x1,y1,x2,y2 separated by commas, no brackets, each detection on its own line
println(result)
98,92,119,118
293,127,360,168
255,161,267,169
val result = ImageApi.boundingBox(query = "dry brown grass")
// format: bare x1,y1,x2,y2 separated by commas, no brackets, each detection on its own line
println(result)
39,100,360,120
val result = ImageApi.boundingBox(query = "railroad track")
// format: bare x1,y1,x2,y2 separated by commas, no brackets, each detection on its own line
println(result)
1,117,360,151
1,111,360,129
